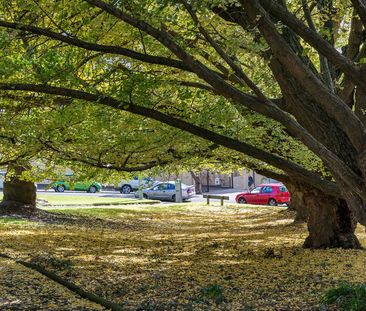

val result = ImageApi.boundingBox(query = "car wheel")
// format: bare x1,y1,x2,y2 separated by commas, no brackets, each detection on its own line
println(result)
121,184,132,194
143,193,148,199
89,186,97,193
57,185,65,192
172,194,176,202
268,198,277,206
238,197,246,204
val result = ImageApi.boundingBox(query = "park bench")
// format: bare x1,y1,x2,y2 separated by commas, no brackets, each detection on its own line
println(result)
203,194,229,206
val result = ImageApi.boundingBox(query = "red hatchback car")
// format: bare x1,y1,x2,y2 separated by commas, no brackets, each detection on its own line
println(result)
235,183,290,206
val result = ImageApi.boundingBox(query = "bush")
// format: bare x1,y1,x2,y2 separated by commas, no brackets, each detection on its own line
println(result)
322,282,366,311
201,284,226,304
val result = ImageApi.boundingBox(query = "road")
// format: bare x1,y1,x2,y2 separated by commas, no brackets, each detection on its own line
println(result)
37,188,244,204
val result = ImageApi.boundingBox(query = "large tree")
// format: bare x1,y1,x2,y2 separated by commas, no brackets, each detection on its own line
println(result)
0,0,364,248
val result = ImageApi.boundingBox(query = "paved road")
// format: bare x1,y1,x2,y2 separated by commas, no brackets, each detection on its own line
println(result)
37,188,245,204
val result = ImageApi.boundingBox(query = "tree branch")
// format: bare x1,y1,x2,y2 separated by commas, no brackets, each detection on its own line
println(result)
0,20,192,72
241,0,366,154
351,0,366,29
42,140,164,172
83,0,364,189
0,82,341,196
259,0,365,89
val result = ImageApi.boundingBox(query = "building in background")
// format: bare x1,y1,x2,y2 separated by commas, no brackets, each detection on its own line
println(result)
155,169,279,192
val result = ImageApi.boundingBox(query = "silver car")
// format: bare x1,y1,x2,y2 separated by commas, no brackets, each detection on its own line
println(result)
135,181,195,201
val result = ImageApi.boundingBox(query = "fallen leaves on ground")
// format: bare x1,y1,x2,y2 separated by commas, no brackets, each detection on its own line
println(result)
0,257,104,310
0,204,365,310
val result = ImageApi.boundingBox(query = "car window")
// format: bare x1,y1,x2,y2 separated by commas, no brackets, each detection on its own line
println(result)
250,186,262,194
262,186,273,194
279,186,288,192
167,183,175,190
152,184,162,190
158,183,170,190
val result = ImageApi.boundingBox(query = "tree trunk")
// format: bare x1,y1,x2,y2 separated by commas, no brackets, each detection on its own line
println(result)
190,171,202,194
0,165,36,214
285,181,360,249
285,182,308,222
303,188,361,249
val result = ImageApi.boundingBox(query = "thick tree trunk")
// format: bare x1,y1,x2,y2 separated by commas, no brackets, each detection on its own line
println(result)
303,188,361,249
0,165,36,214
285,181,360,249
285,182,308,222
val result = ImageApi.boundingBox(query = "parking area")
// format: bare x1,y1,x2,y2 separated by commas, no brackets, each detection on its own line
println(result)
36,189,244,204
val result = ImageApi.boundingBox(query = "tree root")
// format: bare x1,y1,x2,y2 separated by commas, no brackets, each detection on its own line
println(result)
0,253,125,310
0,200,37,216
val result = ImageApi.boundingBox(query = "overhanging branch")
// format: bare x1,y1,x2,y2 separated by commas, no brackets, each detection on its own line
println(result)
0,82,341,196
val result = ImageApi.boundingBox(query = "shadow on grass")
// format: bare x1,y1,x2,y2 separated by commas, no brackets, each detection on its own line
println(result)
0,206,364,310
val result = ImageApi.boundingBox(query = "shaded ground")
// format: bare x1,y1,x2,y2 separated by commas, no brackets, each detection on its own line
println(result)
0,257,104,310
0,204,365,310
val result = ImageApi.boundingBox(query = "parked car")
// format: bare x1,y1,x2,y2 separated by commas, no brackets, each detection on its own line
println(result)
135,181,195,201
235,183,290,206
51,180,102,193
118,177,155,194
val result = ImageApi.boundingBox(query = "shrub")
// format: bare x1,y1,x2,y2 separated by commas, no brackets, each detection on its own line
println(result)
201,284,226,304
322,282,366,311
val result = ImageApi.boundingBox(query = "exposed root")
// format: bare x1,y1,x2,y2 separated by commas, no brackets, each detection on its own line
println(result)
0,253,124,311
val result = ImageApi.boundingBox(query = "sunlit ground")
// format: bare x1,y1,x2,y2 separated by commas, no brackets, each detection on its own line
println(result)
0,204,365,310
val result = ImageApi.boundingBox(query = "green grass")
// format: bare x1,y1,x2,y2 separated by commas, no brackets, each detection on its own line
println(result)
38,195,158,206
46,205,190,218
322,282,366,311
0,217,31,225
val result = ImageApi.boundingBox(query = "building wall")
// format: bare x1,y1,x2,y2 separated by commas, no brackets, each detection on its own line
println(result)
154,169,279,191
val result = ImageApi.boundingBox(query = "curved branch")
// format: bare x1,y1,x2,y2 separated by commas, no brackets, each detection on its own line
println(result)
181,0,266,100
351,0,366,29
41,140,164,172
0,20,191,72
0,82,341,196
83,0,364,193
241,0,366,154
259,0,365,88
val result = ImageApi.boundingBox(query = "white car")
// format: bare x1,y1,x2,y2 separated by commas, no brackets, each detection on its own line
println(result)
118,177,155,194
135,181,195,201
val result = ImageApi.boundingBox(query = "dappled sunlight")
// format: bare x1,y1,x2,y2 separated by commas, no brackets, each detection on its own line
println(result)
0,258,104,310
0,204,366,309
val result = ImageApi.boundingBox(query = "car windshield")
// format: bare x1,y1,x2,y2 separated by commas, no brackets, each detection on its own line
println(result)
250,186,262,194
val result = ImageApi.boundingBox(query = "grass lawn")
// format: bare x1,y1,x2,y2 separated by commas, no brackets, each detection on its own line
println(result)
38,195,158,206
0,204,365,310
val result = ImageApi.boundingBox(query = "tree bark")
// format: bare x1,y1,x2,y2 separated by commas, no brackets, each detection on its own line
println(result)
0,165,36,214
285,182,308,223
190,171,202,194
285,181,360,249
303,189,361,249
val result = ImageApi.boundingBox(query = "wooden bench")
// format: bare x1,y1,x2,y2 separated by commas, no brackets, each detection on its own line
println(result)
203,194,230,206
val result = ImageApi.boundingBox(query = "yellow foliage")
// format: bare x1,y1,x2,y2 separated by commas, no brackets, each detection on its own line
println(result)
0,204,365,310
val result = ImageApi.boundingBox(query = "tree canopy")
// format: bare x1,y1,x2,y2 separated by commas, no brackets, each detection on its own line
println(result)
0,0,366,247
